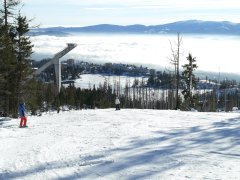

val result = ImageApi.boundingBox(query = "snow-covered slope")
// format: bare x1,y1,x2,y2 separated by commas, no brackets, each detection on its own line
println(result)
0,109,239,179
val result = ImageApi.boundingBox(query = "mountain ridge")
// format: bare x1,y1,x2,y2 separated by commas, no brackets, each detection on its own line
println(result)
29,20,240,36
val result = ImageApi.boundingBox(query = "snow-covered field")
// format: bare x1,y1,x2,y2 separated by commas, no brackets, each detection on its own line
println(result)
74,74,147,89
0,109,239,180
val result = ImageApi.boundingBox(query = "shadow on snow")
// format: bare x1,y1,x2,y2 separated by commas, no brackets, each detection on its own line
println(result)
1,116,240,179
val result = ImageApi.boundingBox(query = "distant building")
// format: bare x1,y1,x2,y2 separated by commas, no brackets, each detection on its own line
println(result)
105,63,112,67
66,59,75,66
149,69,156,75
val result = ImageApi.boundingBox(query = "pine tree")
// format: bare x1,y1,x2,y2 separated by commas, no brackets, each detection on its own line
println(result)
14,13,33,108
0,19,6,114
182,53,198,109
0,19,16,116
0,1,33,116
0,0,18,116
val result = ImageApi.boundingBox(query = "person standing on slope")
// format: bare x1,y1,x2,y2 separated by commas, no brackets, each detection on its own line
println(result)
18,102,27,128
115,97,120,110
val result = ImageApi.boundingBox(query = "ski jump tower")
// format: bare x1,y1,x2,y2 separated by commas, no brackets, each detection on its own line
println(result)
32,43,77,92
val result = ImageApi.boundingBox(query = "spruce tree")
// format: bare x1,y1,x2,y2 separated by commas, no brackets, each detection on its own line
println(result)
0,0,33,117
0,0,19,116
0,18,5,114
0,21,16,116
14,13,33,108
182,53,198,109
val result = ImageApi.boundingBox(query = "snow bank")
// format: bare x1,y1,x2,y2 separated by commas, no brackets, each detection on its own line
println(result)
0,109,239,179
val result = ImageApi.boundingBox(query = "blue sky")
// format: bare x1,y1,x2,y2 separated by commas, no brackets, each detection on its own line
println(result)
23,0,240,27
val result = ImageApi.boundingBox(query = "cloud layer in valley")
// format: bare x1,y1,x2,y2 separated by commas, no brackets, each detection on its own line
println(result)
30,34,240,74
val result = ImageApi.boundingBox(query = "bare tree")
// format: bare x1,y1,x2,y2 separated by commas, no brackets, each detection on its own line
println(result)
168,33,183,110
1,0,20,27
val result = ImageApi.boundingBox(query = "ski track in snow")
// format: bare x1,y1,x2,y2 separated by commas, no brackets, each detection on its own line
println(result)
0,109,240,180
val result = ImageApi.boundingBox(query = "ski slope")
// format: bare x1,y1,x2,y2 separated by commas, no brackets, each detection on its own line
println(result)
0,109,239,180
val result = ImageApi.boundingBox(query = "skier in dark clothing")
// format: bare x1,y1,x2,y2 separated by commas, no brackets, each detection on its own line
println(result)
18,102,27,128
115,97,120,110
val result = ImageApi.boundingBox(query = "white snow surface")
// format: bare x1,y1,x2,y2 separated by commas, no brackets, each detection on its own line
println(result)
0,109,240,180
74,74,147,89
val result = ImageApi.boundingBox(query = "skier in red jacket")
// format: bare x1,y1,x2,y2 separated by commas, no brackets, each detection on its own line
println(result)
18,102,27,128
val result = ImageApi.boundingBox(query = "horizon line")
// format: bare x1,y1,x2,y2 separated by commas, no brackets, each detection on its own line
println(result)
37,19,239,28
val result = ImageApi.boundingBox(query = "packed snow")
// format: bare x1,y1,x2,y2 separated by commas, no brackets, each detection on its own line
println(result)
0,109,240,179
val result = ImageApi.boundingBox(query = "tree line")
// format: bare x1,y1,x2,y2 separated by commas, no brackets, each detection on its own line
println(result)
26,70,240,115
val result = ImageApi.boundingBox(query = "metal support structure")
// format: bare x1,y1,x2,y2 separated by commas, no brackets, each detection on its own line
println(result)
54,61,61,92
30,43,77,92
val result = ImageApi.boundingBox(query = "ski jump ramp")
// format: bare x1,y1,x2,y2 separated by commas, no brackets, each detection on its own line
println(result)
30,43,77,92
